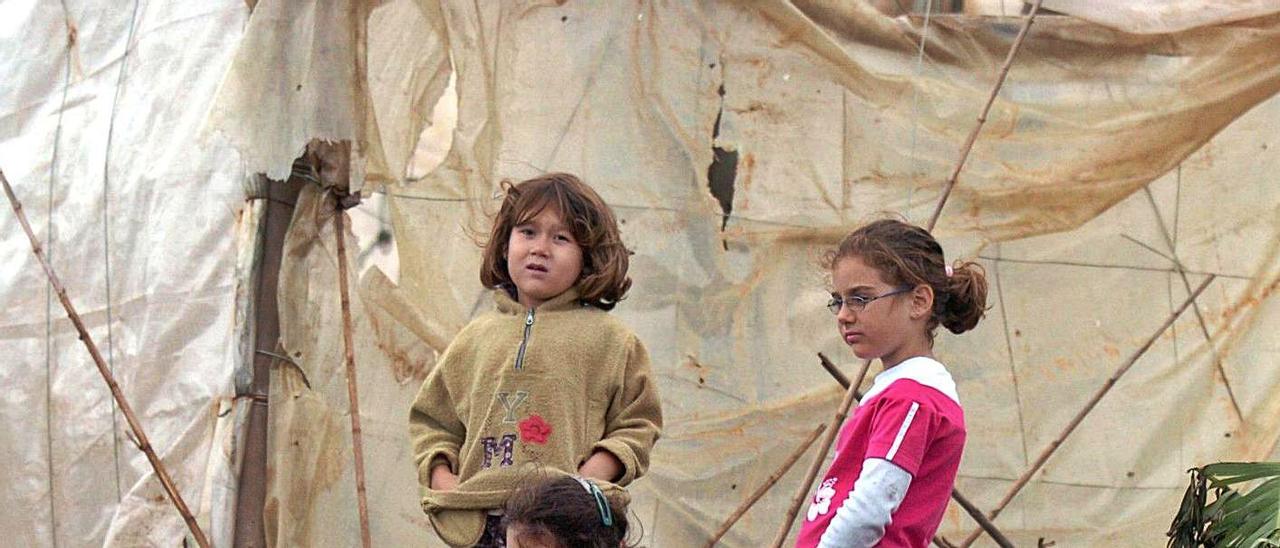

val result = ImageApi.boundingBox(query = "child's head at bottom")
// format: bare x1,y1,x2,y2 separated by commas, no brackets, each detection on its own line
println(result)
502,475,630,548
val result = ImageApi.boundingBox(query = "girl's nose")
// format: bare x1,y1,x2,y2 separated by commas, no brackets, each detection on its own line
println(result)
836,305,856,324
530,237,551,256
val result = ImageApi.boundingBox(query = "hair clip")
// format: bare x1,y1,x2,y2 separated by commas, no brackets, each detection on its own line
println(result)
573,476,614,527
945,264,954,278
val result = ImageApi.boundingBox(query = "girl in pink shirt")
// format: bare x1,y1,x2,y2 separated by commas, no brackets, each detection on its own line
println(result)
796,219,989,548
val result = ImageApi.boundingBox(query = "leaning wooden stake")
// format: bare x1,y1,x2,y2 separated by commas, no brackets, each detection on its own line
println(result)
705,423,827,547
769,360,872,547
927,0,1044,230
817,353,1012,548
334,204,373,548
2,169,211,548
957,275,1216,547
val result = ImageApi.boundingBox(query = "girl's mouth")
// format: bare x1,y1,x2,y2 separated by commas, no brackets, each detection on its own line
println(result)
527,264,548,273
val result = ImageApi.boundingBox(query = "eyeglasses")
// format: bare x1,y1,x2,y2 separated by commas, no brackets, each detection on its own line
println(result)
827,287,912,315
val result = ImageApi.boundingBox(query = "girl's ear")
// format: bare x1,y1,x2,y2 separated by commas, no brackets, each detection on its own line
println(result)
909,284,934,320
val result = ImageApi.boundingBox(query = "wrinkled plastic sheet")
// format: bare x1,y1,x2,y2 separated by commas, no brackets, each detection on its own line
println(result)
0,1,249,546
1043,0,1280,34
239,1,1280,547
4,0,1279,546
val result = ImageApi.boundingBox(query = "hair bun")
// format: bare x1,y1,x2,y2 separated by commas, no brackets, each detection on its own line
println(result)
940,261,988,334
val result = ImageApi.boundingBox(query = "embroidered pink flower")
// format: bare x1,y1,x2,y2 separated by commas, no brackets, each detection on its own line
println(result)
518,414,552,445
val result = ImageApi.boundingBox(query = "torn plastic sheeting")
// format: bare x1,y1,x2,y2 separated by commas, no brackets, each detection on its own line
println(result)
255,1,1280,547
0,1,251,546
1042,0,1280,34
202,0,378,188
384,3,1280,546
269,183,439,546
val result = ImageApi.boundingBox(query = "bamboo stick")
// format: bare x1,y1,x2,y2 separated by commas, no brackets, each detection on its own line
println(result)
1140,186,1243,422
704,423,827,547
1,169,211,548
816,353,1013,548
926,0,1044,231
769,360,872,547
817,352,853,392
957,275,1216,547
333,204,373,548
933,536,959,548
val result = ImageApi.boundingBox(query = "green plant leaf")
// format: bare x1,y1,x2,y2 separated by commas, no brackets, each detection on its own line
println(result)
1169,462,1280,548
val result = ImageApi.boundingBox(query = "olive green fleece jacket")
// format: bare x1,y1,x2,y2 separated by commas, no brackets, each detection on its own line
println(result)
408,287,663,546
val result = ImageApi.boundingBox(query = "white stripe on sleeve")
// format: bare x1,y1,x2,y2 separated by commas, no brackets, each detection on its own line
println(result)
885,402,920,461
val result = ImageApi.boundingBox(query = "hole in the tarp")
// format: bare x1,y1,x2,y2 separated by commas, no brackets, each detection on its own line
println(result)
708,147,737,231
707,84,738,251
406,72,458,180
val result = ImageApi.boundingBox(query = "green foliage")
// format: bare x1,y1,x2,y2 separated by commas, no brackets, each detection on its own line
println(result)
1168,462,1280,547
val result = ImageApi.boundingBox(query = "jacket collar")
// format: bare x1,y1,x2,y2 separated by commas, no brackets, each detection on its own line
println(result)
493,286,584,314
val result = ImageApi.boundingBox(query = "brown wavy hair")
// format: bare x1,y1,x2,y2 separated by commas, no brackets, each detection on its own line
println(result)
479,173,632,310
502,475,633,548
823,218,988,341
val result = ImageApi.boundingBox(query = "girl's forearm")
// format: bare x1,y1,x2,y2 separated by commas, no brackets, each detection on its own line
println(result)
430,462,459,491
578,450,623,482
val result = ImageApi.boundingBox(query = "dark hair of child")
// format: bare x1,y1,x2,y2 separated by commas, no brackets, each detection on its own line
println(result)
822,218,989,340
502,475,631,548
479,172,633,310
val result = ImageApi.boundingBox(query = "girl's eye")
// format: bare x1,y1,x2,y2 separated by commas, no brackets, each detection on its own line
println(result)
517,227,534,236
554,233,573,243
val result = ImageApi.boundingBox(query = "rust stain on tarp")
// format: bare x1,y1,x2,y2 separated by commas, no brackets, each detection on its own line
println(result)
1219,275,1280,326
683,353,709,385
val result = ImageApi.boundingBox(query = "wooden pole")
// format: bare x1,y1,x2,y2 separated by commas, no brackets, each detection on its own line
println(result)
769,360,872,547
926,0,1044,231
1,169,211,548
704,423,827,547
817,352,853,391
817,353,1013,548
333,204,373,548
957,275,1216,547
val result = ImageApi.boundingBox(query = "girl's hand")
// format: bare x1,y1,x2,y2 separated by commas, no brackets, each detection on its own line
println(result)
430,463,460,492
578,450,623,483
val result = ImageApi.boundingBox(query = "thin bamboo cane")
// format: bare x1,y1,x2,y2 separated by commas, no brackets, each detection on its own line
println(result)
769,360,872,547
933,536,958,548
957,275,1216,547
334,205,373,548
1,169,211,548
704,423,827,547
926,0,1044,231
1140,186,1243,422
817,353,1013,548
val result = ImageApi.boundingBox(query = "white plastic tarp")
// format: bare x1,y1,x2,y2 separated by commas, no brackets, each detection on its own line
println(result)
218,1,1280,546
0,2,249,546
3,0,1280,547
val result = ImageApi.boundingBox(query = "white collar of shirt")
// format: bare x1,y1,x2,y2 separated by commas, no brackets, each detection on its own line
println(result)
858,356,960,407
